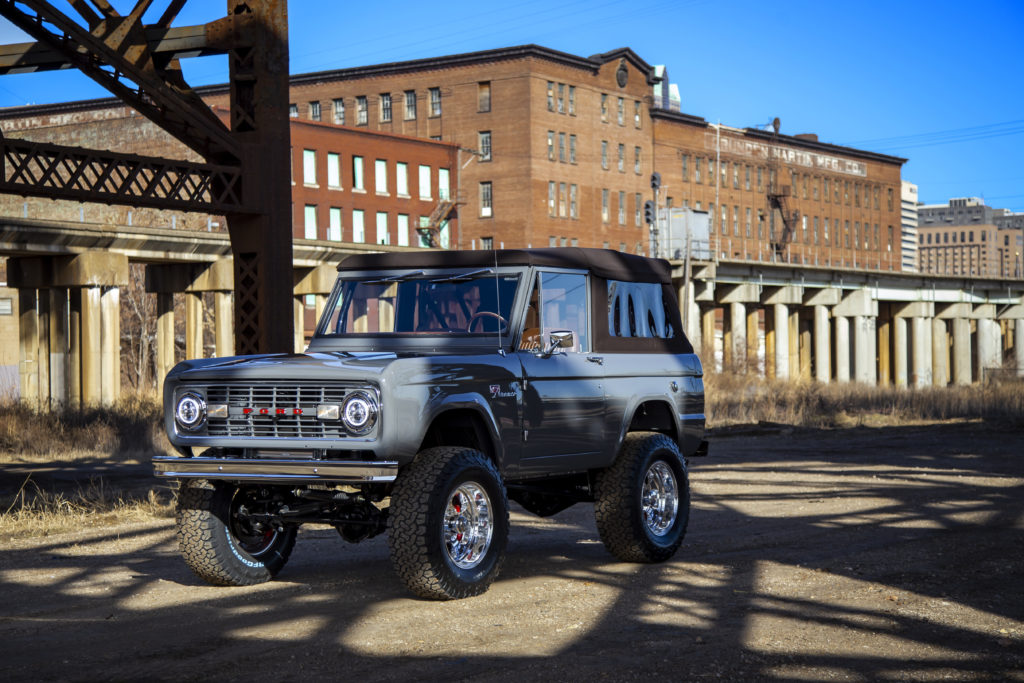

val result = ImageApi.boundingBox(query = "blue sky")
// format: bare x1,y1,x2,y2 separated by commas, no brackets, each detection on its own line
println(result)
1,0,1021,211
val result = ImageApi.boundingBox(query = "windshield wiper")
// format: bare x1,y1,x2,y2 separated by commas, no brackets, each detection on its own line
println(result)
363,270,425,285
430,268,493,283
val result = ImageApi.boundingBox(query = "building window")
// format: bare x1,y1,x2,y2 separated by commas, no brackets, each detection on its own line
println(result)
375,159,388,195
480,182,493,217
548,182,556,217
634,101,642,128
429,87,441,116
352,209,365,242
328,207,342,241
733,206,739,236
601,94,608,122
549,236,557,247
380,93,392,122
288,103,298,118
547,82,555,111
757,166,763,192
376,212,389,245
745,165,751,190
418,165,431,199
569,134,577,164
559,182,567,217
547,131,555,161
635,192,642,226
568,85,576,115
404,90,416,120
304,205,317,239
733,163,740,189
695,157,702,184
327,152,341,189
352,156,364,191
617,97,624,125
302,149,317,186
634,146,641,174
356,96,368,125
397,214,409,247
601,189,610,222
746,207,752,237
333,98,344,124
309,101,321,121
618,191,626,225
682,155,689,181
478,81,491,112
439,168,450,200
558,132,566,162
570,184,578,218
479,131,492,161
481,236,494,250
396,162,408,196
617,144,624,172
557,83,565,114
601,140,608,170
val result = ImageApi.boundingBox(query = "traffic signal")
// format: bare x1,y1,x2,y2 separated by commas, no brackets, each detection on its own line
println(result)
650,172,661,190
644,200,655,225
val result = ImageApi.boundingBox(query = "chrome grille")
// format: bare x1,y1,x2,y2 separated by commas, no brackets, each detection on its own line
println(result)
203,384,368,439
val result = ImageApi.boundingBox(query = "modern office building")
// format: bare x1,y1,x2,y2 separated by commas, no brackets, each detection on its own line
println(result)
917,198,1024,277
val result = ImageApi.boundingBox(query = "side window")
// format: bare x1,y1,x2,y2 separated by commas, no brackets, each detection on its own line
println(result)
520,272,589,352
607,281,675,339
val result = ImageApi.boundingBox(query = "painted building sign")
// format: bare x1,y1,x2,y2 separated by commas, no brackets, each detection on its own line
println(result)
705,134,867,177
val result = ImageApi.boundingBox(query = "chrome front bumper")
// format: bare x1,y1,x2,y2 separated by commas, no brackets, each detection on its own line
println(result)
153,455,398,483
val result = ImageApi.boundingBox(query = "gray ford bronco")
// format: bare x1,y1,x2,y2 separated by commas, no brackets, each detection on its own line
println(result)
155,247,707,599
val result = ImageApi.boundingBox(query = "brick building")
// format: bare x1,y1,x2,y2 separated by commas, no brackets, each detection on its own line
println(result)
917,198,1024,277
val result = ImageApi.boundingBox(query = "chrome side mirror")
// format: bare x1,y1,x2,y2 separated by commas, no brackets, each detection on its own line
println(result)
540,330,574,358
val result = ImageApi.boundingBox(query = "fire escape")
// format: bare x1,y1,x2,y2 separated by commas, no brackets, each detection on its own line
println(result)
766,118,800,262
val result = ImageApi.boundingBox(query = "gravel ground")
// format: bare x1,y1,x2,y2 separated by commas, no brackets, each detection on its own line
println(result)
1,420,1022,681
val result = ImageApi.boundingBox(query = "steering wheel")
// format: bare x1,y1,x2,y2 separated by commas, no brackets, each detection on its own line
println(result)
467,311,508,333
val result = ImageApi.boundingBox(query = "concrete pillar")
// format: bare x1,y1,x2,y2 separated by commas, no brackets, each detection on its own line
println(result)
877,315,891,386
68,290,81,408
854,315,876,385
773,303,789,380
156,293,175,398
48,288,69,406
294,297,306,353
1015,319,1024,377
788,310,800,380
701,307,717,366
799,318,812,381
977,318,1001,380
952,318,972,385
746,308,760,374
36,290,50,409
100,287,120,405
215,291,233,358
932,318,949,386
912,317,932,388
729,302,746,372
18,289,39,408
835,315,850,383
893,316,908,387
81,286,102,407
813,305,830,382
314,294,328,330
185,292,203,360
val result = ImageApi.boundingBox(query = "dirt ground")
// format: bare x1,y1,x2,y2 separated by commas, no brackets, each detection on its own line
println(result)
1,421,1022,682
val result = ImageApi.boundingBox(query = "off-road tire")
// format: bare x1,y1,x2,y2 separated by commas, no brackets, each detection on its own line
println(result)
593,432,690,563
176,480,297,586
387,447,509,600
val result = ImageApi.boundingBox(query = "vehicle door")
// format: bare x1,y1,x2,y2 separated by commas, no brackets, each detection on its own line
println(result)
516,269,606,475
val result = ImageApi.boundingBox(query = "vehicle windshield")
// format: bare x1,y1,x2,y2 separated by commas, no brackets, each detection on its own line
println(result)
318,270,520,336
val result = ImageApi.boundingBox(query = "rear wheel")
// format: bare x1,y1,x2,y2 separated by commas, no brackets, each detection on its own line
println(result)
176,480,297,586
387,447,509,600
593,432,690,563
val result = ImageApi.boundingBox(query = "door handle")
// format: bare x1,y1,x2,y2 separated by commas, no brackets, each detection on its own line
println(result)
586,356,604,365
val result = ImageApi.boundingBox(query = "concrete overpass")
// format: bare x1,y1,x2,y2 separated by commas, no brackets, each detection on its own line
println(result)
676,260,1024,386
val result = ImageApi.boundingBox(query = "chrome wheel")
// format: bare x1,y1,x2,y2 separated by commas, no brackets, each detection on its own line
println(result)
443,481,493,569
641,460,678,537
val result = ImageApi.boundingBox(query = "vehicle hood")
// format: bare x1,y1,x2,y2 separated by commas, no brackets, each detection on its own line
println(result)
167,351,407,383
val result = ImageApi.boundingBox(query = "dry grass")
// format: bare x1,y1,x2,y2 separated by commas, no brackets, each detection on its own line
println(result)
705,370,1024,429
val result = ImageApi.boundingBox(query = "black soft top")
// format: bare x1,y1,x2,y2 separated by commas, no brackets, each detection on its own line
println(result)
338,248,672,284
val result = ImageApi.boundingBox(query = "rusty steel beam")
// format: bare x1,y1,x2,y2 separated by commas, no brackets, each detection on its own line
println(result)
0,135,244,212
0,25,228,74
0,0,238,162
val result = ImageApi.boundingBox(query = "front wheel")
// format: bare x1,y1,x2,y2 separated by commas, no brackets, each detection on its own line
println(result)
176,480,297,586
387,447,509,600
593,432,690,563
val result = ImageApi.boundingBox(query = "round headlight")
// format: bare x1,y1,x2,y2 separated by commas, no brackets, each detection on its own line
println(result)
175,391,207,431
341,391,377,435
